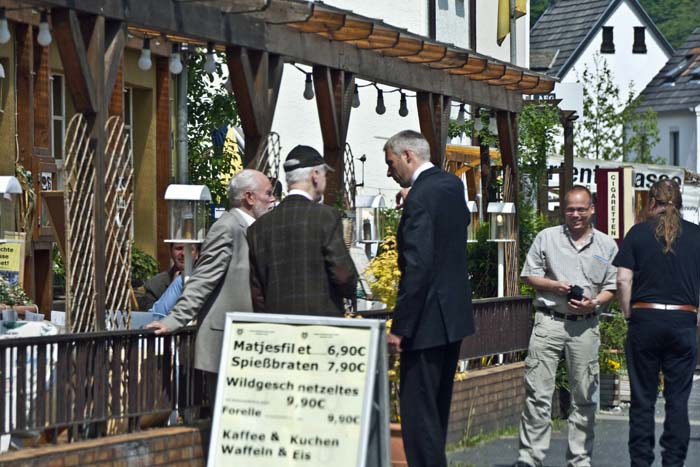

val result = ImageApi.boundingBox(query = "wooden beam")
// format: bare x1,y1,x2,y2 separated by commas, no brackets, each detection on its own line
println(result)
312,66,354,206
37,0,527,112
417,92,451,167
103,19,127,109
52,9,97,114
226,47,284,168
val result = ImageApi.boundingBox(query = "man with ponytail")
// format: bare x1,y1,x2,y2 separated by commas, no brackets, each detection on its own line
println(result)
614,179,700,467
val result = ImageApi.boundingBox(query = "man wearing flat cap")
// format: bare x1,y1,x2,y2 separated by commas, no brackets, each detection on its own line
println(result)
247,145,357,316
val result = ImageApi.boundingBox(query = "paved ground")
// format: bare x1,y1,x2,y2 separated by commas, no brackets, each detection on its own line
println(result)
448,374,700,467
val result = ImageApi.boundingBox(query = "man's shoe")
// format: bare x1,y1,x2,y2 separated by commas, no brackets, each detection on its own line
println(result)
512,462,534,467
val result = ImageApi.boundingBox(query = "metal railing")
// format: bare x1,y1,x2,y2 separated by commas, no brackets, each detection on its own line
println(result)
0,327,206,442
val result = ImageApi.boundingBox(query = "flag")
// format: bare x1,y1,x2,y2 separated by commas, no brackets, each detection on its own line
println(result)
497,0,527,46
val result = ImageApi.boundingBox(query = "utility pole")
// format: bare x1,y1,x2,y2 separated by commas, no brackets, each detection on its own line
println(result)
510,0,517,65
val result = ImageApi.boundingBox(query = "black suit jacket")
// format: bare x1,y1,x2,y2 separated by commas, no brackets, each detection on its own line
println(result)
392,166,474,350
247,195,357,316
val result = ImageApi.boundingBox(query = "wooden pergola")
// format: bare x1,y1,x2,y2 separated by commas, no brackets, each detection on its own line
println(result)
14,0,555,328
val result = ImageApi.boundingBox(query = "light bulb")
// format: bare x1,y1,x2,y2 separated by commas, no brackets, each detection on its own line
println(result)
204,42,217,75
37,11,52,47
375,89,386,115
488,116,498,135
137,38,152,71
474,114,483,132
169,43,183,75
0,9,10,45
398,92,408,117
457,104,466,126
352,84,360,108
496,214,504,225
303,73,314,100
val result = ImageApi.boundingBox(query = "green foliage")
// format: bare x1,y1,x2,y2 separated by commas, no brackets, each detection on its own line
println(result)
131,244,159,287
530,0,550,26
467,223,497,299
517,199,556,295
380,208,402,236
187,51,243,206
599,303,628,374
621,92,663,164
449,114,497,147
52,245,65,293
0,276,32,306
518,103,561,210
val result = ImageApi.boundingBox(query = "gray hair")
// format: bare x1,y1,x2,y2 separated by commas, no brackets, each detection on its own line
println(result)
285,163,327,186
228,169,261,207
383,130,430,161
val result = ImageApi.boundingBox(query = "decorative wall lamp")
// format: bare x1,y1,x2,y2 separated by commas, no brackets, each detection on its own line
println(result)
355,194,386,243
467,201,478,243
164,184,211,277
487,202,516,297
0,176,22,237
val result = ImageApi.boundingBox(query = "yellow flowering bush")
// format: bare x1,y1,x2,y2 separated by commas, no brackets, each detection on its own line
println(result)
365,235,400,308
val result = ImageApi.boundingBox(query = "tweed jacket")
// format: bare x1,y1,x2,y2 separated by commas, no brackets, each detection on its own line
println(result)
392,166,474,350
161,209,253,373
247,195,357,316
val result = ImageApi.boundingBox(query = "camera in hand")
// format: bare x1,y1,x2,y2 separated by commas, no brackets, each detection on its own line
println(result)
567,285,584,302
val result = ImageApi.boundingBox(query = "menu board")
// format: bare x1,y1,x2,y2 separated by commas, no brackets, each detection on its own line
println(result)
208,313,387,467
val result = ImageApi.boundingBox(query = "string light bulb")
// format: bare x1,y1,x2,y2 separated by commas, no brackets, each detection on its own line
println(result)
204,42,217,75
303,73,314,100
473,112,483,132
398,92,409,117
0,62,5,79
352,84,360,108
0,9,10,45
37,11,52,47
169,43,183,75
457,104,466,126
488,115,498,135
137,37,152,71
375,89,386,115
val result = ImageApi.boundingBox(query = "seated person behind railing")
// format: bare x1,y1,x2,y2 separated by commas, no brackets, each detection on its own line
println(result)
149,245,201,320
137,243,197,311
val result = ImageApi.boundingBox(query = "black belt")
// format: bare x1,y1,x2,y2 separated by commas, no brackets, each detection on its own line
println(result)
536,306,598,321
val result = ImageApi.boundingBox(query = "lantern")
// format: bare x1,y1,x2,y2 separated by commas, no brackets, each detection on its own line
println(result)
487,202,516,242
355,194,386,243
0,176,22,237
164,184,212,244
467,201,478,243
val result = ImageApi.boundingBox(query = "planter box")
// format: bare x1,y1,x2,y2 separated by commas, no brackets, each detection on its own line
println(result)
600,373,621,408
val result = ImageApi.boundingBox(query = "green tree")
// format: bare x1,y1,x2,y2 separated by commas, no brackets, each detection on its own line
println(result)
621,91,663,164
518,103,561,213
575,54,626,161
187,51,243,206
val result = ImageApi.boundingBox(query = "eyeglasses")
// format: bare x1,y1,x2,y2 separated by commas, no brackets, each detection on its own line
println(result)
564,207,591,215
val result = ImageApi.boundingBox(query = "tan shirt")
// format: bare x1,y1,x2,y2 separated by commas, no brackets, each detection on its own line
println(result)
521,225,618,315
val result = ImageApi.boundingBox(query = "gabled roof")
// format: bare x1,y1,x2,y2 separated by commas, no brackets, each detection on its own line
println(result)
637,28,700,113
530,0,673,78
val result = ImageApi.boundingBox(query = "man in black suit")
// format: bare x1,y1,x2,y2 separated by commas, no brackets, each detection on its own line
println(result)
247,145,357,316
384,130,474,467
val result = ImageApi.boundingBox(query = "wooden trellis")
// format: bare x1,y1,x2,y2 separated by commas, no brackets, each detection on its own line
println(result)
64,114,133,332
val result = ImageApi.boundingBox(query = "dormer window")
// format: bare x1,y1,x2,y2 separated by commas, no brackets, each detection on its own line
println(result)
601,26,615,54
633,27,647,54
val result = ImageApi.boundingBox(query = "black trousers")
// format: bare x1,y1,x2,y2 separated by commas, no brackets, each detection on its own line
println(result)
399,341,462,467
625,309,697,467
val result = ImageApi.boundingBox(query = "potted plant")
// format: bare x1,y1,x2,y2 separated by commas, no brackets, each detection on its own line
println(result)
599,308,628,407
0,275,37,318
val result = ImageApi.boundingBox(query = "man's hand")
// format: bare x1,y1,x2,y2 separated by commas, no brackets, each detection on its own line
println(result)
551,280,572,296
569,296,598,312
144,321,173,335
387,332,403,354
395,188,410,209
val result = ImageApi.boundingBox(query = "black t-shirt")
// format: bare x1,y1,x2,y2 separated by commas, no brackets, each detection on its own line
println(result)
613,219,700,306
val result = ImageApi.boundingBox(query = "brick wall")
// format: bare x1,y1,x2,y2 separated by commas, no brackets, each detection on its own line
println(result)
447,361,525,444
0,426,209,467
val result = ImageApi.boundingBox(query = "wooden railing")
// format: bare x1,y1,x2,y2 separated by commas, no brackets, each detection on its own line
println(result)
0,327,206,442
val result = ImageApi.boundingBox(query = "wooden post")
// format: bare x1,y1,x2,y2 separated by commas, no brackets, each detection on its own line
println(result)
53,9,125,330
496,110,520,297
312,66,354,207
226,47,283,169
155,57,172,271
560,111,577,220
417,92,451,168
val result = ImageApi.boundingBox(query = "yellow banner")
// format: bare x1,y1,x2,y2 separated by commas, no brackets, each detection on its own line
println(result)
497,0,527,46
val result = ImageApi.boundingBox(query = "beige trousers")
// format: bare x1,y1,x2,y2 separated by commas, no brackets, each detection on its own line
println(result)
517,312,600,467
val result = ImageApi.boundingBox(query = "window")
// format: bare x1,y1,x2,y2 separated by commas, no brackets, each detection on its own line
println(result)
123,87,133,155
633,26,647,54
50,74,65,159
670,130,680,166
601,26,615,54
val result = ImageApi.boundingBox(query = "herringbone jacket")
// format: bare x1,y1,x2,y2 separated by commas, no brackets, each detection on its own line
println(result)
247,195,357,316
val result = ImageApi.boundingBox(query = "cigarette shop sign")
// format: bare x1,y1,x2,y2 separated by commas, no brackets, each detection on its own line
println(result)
548,156,684,193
